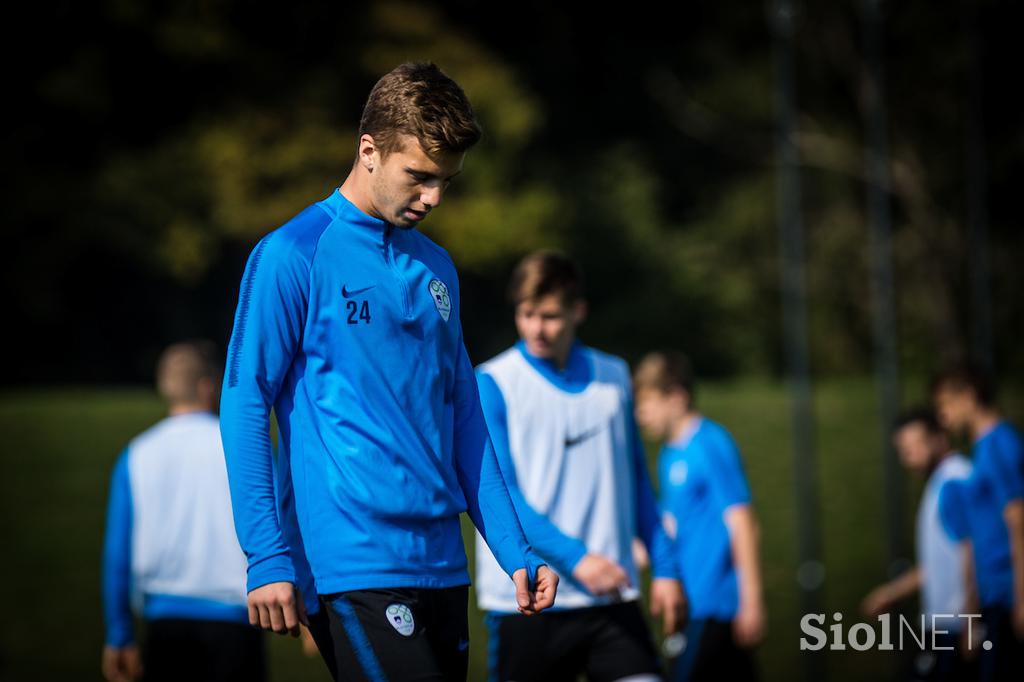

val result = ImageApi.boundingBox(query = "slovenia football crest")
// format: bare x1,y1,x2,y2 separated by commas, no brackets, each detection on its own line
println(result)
428,278,451,322
386,603,415,636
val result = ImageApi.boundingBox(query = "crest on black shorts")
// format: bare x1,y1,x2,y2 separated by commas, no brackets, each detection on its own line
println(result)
386,603,415,636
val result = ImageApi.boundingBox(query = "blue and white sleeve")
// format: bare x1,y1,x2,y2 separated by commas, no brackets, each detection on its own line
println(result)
220,230,312,593
626,398,679,580
452,334,545,584
102,448,134,647
938,478,971,542
477,371,589,576
988,429,1024,510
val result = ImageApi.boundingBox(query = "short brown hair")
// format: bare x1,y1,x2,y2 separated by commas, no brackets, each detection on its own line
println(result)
931,365,996,407
633,351,696,403
893,406,943,436
507,250,585,306
156,340,222,405
359,62,481,159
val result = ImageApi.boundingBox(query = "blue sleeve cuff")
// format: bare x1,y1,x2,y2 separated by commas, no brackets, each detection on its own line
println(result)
246,553,297,593
564,542,588,576
104,626,135,648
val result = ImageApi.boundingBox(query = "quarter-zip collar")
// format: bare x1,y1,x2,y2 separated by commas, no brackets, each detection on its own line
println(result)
322,187,389,236
317,189,415,319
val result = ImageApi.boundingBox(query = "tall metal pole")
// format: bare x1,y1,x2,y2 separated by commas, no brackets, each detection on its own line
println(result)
966,3,993,373
862,0,907,578
772,2,824,679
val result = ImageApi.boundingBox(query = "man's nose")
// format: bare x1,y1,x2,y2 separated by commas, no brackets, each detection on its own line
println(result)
422,184,443,208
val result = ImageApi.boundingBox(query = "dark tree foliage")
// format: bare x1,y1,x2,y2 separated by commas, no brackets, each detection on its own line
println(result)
4,0,1021,384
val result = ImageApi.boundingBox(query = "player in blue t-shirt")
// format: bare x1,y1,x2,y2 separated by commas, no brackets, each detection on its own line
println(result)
220,62,557,682
933,367,1024,680
633,351,764,682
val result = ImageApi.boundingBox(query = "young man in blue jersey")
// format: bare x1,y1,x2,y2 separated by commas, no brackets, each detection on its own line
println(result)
933,367,1024,681
101,341,263,682
632,351,764,682
475,251,686,682
220,62,557,682
860,408,973,682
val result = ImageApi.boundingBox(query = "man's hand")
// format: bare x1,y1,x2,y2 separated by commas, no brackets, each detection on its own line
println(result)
101,644,142,682
632,538,650,572
649,578,687,635
572,553,630,597
248,581,308,636
733,598,766,648
513,565,559,615
860,585,895,618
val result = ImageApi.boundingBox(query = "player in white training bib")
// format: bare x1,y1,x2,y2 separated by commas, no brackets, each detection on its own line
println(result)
475,250,686,682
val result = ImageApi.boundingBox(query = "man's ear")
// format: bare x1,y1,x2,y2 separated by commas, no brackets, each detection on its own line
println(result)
572,300,588,326
197,376,217,404
358,134,379,172
673,388,691,413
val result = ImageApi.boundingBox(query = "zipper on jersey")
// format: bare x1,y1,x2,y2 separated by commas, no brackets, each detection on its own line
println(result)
384,224,412,320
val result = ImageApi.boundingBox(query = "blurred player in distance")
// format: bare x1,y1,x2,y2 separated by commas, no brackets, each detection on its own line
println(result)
933,367,1024,681
634,351,765,682
101,341,263,682
861,408,973,681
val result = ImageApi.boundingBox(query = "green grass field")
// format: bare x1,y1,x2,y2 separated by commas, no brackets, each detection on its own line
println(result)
1,380,1020,681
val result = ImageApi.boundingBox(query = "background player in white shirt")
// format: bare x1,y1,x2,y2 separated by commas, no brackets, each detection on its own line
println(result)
101,341,262,682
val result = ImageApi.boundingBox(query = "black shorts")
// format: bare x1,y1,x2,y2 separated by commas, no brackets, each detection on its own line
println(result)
307,585,470,682
143,617,266,682
978,605,1024,682
486,600,663,682
668,618,757,682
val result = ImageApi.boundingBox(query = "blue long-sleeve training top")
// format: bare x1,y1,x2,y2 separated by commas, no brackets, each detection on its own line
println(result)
220,188,543,615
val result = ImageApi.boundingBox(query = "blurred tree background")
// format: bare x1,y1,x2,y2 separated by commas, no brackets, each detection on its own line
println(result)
5,0,1021,383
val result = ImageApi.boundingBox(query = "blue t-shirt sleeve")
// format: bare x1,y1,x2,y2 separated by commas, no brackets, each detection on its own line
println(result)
220,229,313,592
708,426,753,513
477,371,588,576
102,448,134,647
938,478,971,542
658,447,682,519
986,427,1024,510
452,334,545,584
625,397,679,580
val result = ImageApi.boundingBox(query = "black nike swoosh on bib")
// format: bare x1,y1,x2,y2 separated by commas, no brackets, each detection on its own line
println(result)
342,284,376,298
564,427,604,448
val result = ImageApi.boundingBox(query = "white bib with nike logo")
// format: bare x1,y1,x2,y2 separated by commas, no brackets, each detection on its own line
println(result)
475,346,641,611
